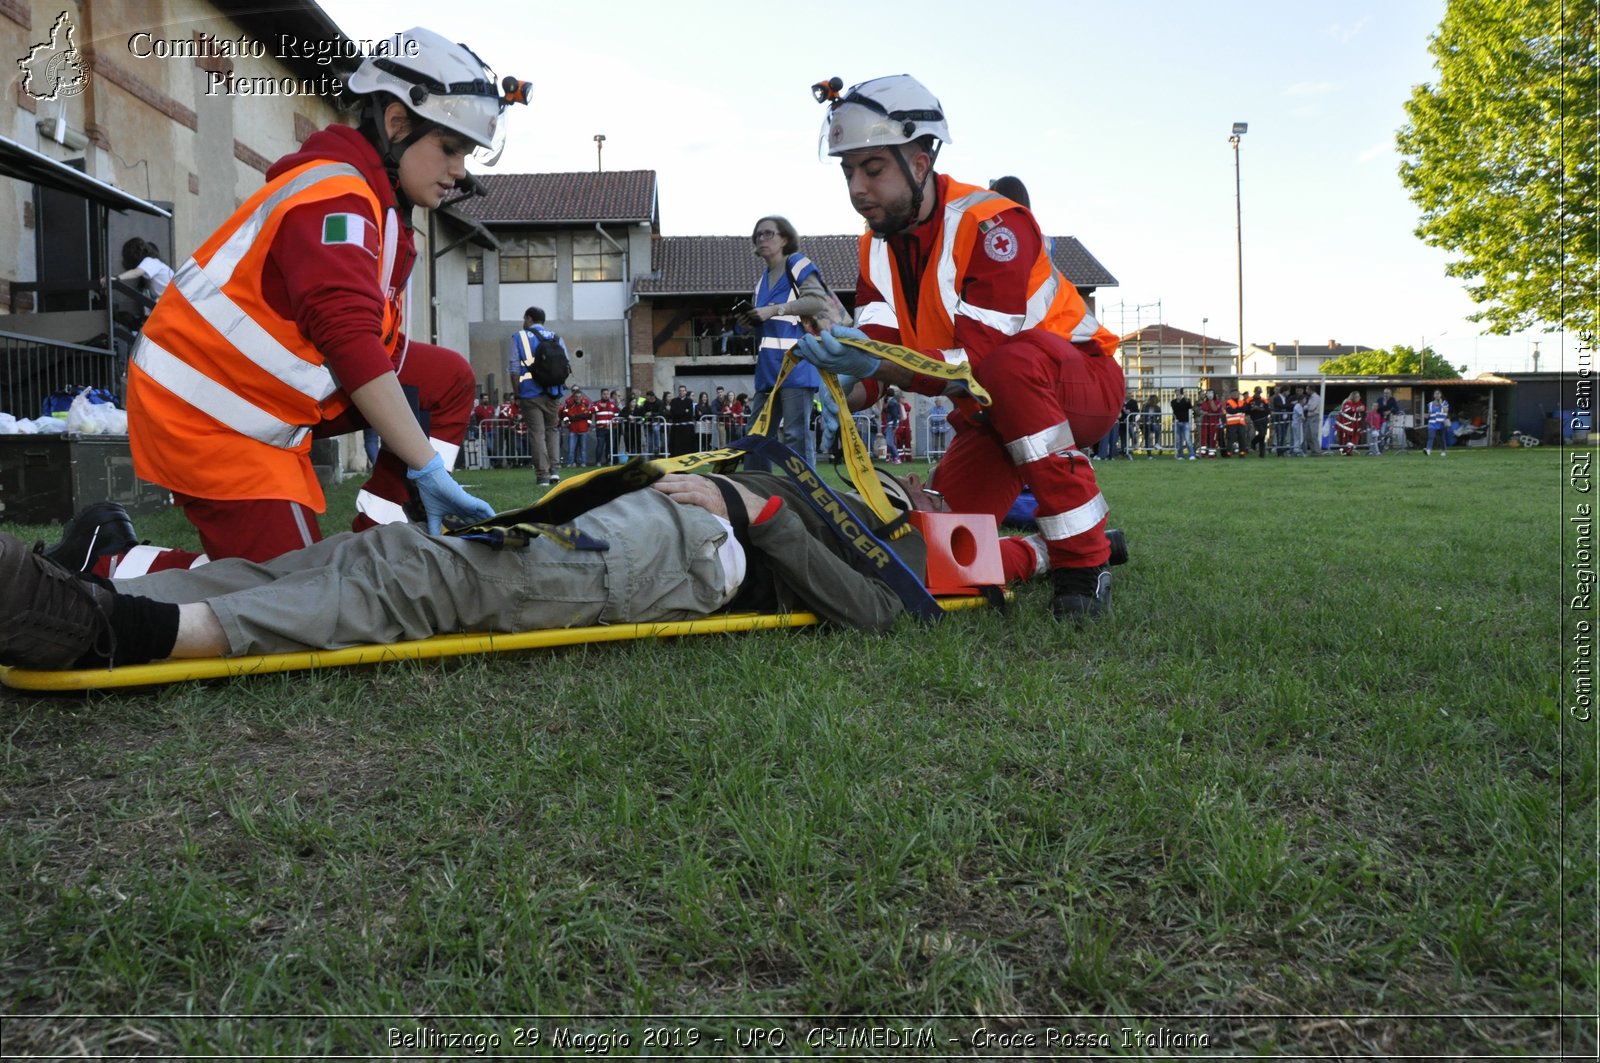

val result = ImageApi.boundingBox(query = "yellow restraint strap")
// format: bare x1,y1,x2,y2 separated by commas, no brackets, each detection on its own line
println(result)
544,336,991,531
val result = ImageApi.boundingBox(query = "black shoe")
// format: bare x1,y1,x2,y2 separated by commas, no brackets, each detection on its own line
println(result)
43,502,137,576
1,532,116,669
1050,564,1111,622
1106,528,1129,567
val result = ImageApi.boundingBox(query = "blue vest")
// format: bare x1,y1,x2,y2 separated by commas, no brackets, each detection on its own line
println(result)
1428,400,1449,428
754,253,822,391
510,326,565,400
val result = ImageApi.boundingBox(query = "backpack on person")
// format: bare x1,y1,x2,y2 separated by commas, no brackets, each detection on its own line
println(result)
519,328,570,388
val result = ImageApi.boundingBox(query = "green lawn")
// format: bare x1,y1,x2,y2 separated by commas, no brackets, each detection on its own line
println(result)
0,448,1592,1057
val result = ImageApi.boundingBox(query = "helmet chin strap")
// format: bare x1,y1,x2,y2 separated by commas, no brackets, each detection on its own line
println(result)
366,97,437,213
885,142,939,235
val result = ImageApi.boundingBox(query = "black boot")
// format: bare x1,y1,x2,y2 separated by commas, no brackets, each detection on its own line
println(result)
2,531,116,668
1106,528,1129,567
1050,564,1111,621
42,502,137,576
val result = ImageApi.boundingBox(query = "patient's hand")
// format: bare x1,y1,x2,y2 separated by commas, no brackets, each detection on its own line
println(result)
652,474,764,520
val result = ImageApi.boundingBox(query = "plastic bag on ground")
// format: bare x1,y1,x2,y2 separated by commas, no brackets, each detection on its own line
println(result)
66,392,127,435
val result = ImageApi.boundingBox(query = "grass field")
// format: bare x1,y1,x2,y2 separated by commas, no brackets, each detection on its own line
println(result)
0,447,1592,1057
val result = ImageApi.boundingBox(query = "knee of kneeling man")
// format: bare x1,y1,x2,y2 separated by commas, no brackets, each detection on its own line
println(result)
973,334,1057,392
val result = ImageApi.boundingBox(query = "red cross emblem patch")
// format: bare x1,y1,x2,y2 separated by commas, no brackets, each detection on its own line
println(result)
983,225,1018,262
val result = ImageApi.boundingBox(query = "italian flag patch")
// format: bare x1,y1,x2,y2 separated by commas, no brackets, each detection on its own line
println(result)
321,213,378,258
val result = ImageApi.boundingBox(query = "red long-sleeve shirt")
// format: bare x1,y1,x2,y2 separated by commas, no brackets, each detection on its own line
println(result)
260,125,417,395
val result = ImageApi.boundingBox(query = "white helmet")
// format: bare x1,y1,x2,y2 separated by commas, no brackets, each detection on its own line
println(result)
346,27,527,166
817,74,951,158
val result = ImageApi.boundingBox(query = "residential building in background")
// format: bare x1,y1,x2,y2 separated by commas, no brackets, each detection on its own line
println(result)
1241,339,1376,377
1117,324,1237,393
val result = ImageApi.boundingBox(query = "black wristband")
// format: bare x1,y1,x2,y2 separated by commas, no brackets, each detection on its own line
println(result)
709,476,750,547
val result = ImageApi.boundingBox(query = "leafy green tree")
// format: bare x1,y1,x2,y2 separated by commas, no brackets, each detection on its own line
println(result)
1319,345,1463,378
1397,0,1596,336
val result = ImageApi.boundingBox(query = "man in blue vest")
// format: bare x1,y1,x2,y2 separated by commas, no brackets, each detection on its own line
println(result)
509,306,569,485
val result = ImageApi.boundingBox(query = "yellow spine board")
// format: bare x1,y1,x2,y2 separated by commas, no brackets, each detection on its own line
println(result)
1,597,994,692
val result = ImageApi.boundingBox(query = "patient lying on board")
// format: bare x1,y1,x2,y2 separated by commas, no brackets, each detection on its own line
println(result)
1,469,969,670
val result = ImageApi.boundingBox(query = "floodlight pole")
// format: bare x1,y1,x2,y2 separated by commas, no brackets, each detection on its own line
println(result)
594,134,606,172
1230,122,1247,376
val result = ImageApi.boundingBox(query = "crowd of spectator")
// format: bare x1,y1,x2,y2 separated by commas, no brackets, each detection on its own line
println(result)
1091,385,1457,461
468,384,756,469
461,376,1471,476
463,384,958,474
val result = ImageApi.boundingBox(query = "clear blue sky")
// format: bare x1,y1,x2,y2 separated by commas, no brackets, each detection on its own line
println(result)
319,0,1563,375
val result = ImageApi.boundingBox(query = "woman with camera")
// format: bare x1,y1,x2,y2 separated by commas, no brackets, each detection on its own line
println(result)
736,215,835,470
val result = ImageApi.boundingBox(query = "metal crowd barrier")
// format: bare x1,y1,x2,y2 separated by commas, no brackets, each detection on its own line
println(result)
610,416,669,461
923,413,951,461
475,417,530,467
695,415,718,452
1,331,123,420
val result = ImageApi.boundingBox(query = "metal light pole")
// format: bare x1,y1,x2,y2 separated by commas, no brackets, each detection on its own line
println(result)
1201,315,1209,380
594,133,606,172
1229,122,1247,376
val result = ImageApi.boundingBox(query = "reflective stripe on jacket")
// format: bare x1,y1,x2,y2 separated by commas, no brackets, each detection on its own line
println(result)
855,177,1118,364
1224,399,1248,426
129,161,398,509
754,252,822,391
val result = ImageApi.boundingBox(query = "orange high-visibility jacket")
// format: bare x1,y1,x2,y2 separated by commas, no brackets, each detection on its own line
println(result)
855,177,1118,363
128,161,400,510
1224,399,1248,426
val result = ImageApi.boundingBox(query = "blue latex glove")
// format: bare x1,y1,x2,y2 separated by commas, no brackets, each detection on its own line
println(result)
407,453,497,535
794,324,880,379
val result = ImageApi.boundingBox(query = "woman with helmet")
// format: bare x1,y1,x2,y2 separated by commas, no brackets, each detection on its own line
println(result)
793,74,1125,620
121,28,526,573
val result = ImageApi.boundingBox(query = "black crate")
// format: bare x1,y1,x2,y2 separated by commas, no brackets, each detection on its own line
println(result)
0,434,170,524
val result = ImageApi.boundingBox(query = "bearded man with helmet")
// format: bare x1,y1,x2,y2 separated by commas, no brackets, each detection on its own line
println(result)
120,29,527,574
794,75,1125,620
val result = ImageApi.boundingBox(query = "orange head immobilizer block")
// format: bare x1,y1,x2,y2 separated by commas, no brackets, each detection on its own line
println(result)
908,511,1005,596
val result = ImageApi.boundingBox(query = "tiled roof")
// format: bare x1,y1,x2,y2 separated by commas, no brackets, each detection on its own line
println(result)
634,234,1118,296
452,170,658,225
1049,237,1118,289
1122,324,1235,349
634,235,860,295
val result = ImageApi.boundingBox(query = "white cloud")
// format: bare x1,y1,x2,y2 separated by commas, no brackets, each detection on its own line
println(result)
1326,16,1372,43
1357,140,1392,164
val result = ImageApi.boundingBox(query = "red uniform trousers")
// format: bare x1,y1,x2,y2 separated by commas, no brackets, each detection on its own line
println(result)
1334,413,1362,451
930,330,1123,578
106,340,475,575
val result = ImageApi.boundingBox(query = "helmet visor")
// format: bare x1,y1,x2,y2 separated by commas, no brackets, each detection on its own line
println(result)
435,90,507,166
